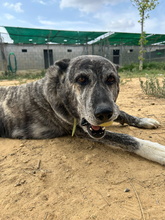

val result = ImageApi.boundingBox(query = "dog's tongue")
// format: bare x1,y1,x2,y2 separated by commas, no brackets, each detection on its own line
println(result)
91,125,101,131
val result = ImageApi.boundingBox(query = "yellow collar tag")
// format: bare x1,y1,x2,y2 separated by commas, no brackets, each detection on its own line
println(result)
72,118,77,136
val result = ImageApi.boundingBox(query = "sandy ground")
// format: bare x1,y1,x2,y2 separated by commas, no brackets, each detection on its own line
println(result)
0,78,165,220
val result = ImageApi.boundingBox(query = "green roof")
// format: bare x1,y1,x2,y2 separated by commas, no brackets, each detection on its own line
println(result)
4,26,106,45
4,26,165,46
95,32,165,46
145,34,165,45
107,32,142,45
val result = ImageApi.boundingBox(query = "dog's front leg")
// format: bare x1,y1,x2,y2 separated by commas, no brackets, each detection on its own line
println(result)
97,131,165,165
76,128,165,165
115,110,160,129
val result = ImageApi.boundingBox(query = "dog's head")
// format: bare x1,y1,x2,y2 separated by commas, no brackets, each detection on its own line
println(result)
46,55,120,139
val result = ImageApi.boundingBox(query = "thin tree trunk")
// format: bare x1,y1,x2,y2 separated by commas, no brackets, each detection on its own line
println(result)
139,11,144,71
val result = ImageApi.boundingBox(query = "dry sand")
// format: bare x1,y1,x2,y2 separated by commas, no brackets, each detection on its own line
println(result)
0,78,165,220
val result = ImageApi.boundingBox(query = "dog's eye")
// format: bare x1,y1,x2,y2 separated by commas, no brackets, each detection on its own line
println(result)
76,76,89,85
105,76,116,85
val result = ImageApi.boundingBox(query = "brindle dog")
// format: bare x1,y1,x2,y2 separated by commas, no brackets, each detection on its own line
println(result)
0,55,165,165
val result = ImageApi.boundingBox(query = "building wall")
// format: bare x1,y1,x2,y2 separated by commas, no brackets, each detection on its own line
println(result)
0,43,8,72
3,44,91,70
4,43,140,71
120,46,140,66
91,44,140,65
1,43,165,71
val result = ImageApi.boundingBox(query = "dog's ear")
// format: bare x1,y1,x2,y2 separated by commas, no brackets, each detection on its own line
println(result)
115,64,120,71
55,59,70,71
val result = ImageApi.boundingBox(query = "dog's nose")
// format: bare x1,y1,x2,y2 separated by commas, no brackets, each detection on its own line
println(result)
94,106,113,122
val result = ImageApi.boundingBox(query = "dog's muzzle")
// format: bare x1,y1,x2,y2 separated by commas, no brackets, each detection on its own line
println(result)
81,118,106,139
80,105,114,139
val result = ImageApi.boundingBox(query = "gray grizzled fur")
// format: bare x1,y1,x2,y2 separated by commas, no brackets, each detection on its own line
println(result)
0,55,165,165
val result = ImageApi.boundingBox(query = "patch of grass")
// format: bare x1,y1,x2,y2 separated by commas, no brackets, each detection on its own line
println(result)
119,63,139,72
140,77,165,98
120,61,165,72
119,62,165,78
143,62,165,70
0,69,46,81
120,69,165,79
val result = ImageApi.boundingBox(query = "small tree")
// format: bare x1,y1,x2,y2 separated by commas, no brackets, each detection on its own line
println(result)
131,0,159,70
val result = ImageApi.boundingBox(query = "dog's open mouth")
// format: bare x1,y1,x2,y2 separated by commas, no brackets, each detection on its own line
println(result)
81,118,105,139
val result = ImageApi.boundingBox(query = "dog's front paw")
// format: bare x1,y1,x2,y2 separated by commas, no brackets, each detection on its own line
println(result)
135,138,165,165
138,118,160,129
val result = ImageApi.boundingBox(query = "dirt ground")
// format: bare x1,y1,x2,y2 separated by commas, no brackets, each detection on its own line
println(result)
0,78,165,220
